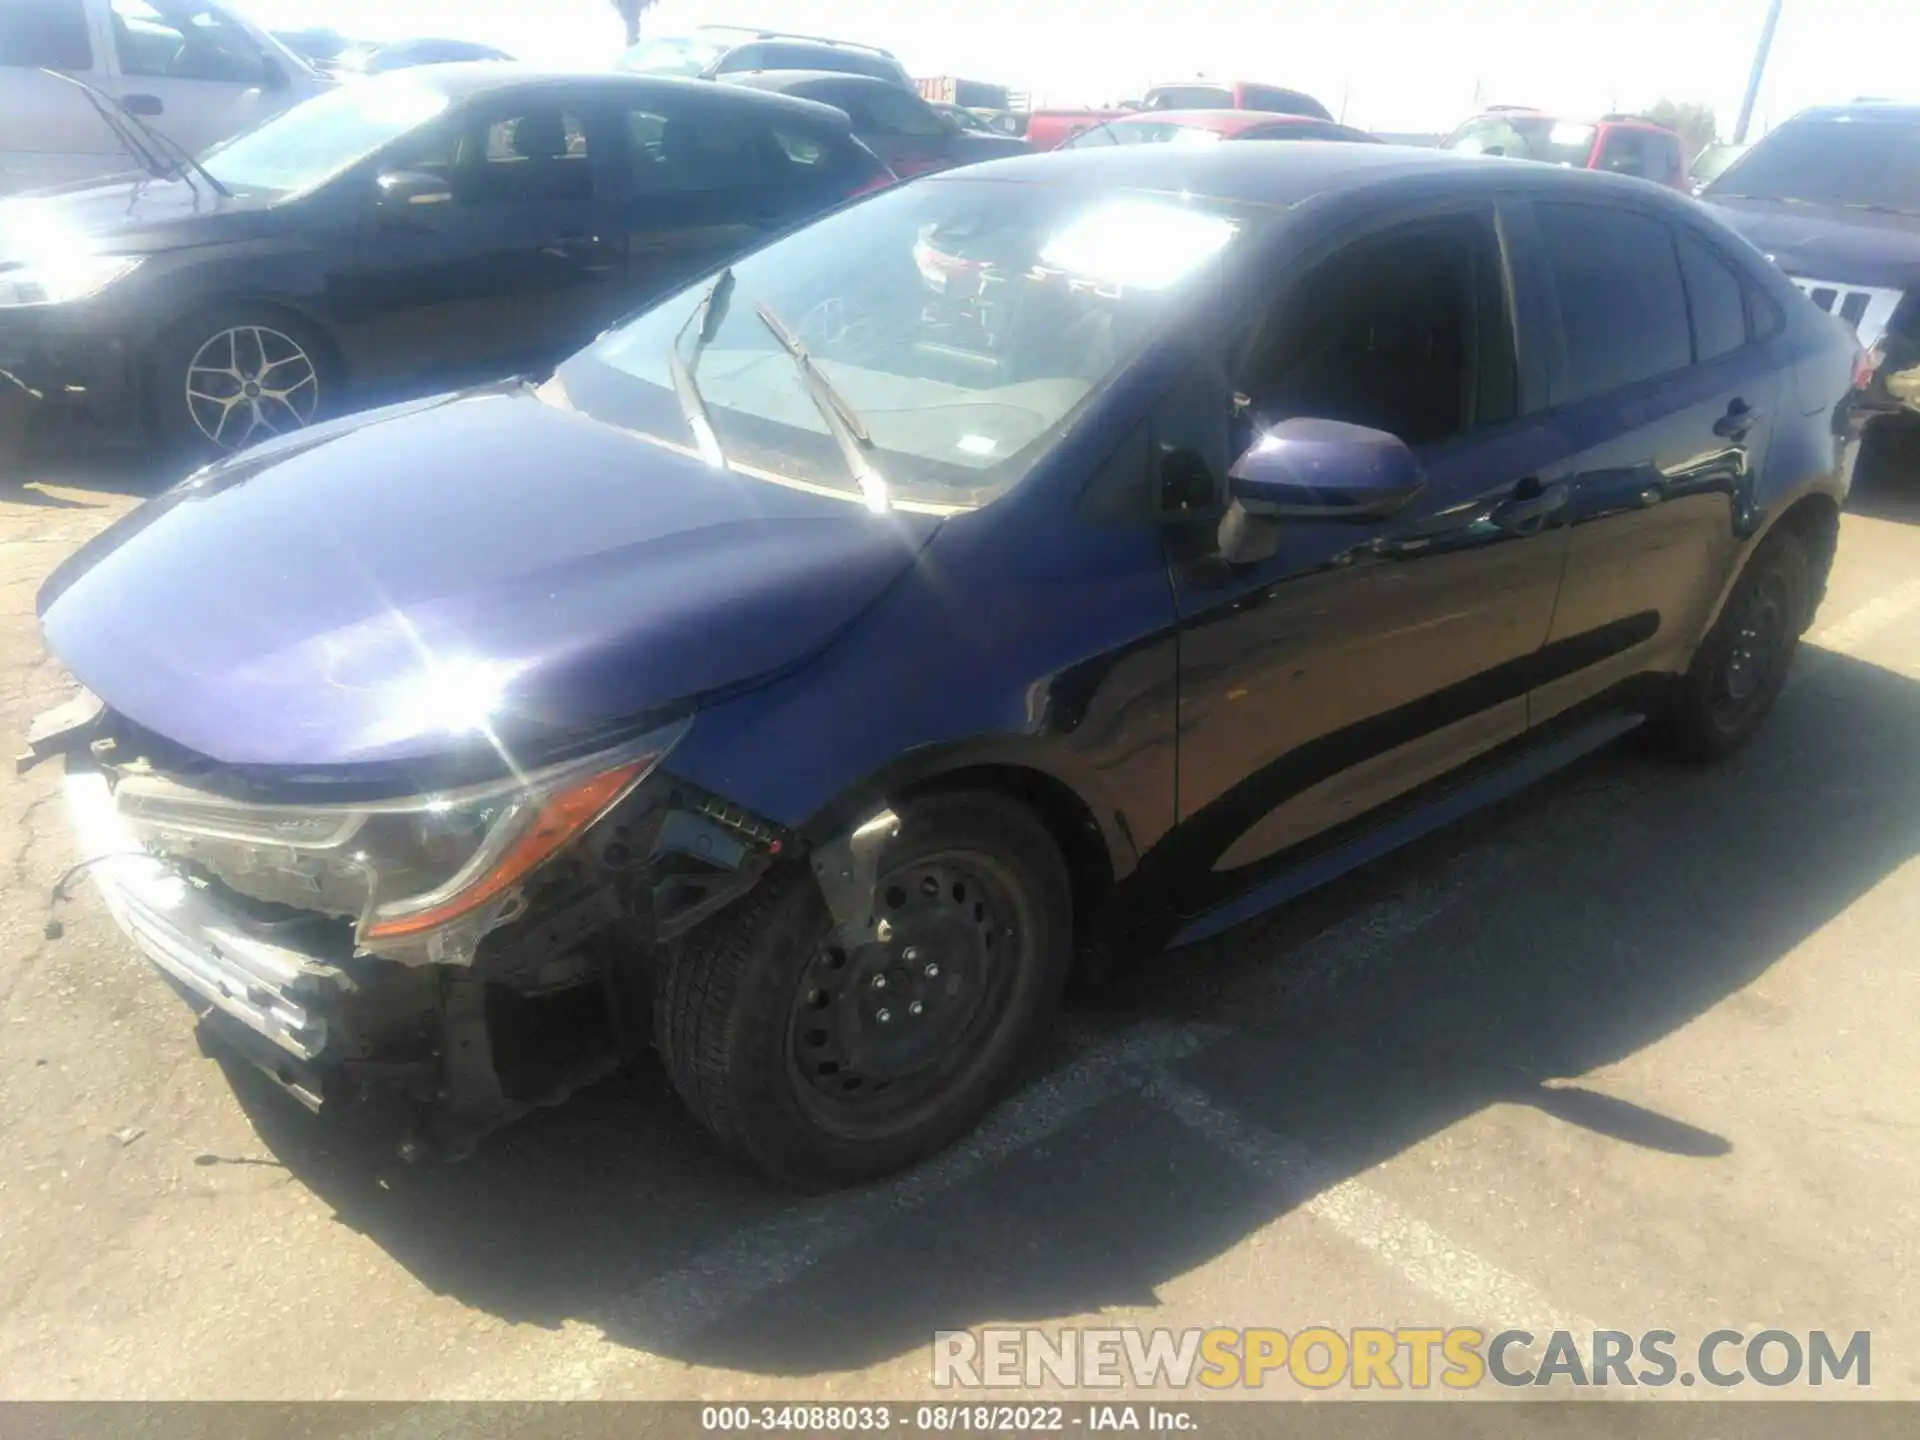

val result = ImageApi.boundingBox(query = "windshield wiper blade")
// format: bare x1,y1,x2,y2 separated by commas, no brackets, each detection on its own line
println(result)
38,68,166,180
752,301,891,512
114,95,232,198
668,268,734,468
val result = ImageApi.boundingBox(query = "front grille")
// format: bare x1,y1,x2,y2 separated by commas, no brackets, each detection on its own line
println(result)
1788,276,1903,350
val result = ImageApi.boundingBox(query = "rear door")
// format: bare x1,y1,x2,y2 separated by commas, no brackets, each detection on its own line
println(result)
606,89,863,310
0,0,121,192
1518,198,1777,724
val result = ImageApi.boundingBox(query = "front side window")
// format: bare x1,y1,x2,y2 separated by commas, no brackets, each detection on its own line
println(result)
465,107,592,204
551,179,1254,509
109,0,264,83
1446,115,1597,167
1535,201,1692,404
0,0,93,69
1237,211,1517,449
199,77,450,193
1705,116,1920,214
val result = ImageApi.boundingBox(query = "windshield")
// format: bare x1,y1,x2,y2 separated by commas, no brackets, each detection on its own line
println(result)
618,34,727,75
1445,115,1596,165
1705,118,1920,212
199,77,449,195
551,178,1252,510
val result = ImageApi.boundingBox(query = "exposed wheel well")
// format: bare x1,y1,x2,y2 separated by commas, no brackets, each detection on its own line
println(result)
1774,493,1841,630
897,765,1116,944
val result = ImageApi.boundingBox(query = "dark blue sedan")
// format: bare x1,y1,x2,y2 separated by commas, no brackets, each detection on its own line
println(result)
30,143,1861,1183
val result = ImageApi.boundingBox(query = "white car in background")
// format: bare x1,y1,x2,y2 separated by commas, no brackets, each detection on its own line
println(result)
0,0,327,195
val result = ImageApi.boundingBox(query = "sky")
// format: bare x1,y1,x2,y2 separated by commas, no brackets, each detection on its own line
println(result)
248,0,1918,137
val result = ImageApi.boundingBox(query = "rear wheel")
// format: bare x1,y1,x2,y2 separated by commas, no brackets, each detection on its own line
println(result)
654,792,1072,1187
1653,528,1810,762
150,306,334,460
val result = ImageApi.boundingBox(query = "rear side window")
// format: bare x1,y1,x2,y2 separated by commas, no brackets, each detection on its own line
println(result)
0,0,92,68
1676,230,1749,361
625,103,772,192
1535,201,1692,404
769,126,874,185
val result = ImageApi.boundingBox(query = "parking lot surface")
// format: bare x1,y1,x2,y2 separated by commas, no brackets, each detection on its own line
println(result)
2,437,1919,1401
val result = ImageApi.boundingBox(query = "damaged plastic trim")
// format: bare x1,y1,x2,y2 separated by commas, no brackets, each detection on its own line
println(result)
811,805,901,945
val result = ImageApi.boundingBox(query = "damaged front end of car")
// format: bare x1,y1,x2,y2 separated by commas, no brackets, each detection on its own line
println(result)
29,699,794,1159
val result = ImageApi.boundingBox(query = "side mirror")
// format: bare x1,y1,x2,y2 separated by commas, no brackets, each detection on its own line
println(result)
376,169,453,207
1229,418,1425,522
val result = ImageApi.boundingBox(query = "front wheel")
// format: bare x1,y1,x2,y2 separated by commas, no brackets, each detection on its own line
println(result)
150,306,334,460
1652,528,1810,762
654,792,1073,1187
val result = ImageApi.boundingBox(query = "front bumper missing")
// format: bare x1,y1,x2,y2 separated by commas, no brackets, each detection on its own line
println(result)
65,768,342,1067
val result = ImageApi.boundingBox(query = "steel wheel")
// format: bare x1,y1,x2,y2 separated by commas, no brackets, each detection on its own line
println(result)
1711,569,1791,728
785,850,1027,1139
184,324,320,451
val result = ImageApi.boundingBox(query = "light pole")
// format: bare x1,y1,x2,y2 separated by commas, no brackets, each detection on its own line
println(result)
1733,0,1782,143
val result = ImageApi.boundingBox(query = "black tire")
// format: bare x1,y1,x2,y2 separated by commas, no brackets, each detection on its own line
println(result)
1652,528,1810,763
654,791,1073,1187
148,305,336,461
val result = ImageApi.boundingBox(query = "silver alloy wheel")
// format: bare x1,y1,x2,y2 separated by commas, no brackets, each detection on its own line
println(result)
184,325,320,450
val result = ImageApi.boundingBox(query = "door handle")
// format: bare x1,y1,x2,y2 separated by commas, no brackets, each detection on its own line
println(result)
1490,479,1569,531
1713,398,1763,438
121,93,164,117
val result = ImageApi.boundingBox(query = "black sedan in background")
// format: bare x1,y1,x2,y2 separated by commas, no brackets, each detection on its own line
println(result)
0,68,888,461
722,72,1029,179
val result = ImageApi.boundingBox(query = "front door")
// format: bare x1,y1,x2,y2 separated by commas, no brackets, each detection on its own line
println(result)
1165,207,1572,916
1519,199,1774,725
333,95,626,393
95,0,283,156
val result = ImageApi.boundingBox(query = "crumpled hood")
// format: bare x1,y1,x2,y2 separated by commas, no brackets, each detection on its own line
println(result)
38,384,937,769
1706,196,1920,291
0,175,283,257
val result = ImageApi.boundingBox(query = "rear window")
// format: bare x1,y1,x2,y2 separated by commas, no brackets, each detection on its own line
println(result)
1145,85,1233,110
1446,114,1596,166
1706,116,1920,214
1065,121,1222,148
719,41,899,82
0,0,93,69
1239,86,1332,120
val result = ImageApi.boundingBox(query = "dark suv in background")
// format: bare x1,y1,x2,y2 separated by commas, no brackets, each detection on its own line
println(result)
617,26,915,89
1702,102,1920,427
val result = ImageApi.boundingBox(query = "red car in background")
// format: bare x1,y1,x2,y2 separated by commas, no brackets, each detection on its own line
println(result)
1442,109,1688,189
1140,80,1334,120
1060,109,1379,150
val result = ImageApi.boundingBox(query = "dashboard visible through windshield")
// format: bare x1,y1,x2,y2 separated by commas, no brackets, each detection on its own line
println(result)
551,177,1253,511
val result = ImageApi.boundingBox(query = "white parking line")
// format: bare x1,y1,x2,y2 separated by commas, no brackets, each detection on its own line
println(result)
1149,1074,1595,1338
497,1021,1218,1399
1807,578,1920,655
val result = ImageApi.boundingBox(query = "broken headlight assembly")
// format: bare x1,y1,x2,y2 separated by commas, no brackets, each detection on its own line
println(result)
107,718,690,963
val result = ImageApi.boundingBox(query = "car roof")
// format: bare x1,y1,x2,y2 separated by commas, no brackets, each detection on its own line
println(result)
927,140,1703,211
1787,101,1920,124
1109,109,1342,135
373,64,857,124
722,69,908,95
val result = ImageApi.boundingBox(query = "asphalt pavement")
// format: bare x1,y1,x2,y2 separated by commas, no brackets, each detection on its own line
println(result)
1,434,1918,1402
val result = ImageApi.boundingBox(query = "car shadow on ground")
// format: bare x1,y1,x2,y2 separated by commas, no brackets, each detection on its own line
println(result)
1848,423,1920,524
228,646,1920,1377
3,447,180,506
